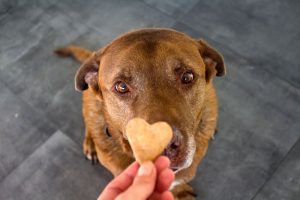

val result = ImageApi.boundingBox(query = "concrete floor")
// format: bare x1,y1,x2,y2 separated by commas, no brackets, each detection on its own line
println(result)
0,0,299,199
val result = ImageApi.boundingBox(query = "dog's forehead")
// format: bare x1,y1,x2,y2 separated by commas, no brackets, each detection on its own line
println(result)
99,29,204,85
101,29,200,60
102,30,201,66
105,29,197,51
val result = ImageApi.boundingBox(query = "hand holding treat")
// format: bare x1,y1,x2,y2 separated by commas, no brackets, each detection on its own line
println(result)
126,118,173,164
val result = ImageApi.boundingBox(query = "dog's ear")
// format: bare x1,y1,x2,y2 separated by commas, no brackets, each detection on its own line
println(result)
198,39,226,82
75,52,102,95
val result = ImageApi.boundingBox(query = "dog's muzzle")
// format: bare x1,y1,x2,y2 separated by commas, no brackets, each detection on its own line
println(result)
162,127,196,173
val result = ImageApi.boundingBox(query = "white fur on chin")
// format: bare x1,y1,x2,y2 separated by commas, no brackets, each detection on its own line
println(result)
174,135,196,173
170,135,196,190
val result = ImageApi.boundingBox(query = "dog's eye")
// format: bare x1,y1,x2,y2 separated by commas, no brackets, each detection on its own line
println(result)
181,71,194,84
115,81,130,93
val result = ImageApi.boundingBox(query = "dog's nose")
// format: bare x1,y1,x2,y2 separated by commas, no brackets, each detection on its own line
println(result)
162,126,183,159
170,126,183,149
170,140,180,149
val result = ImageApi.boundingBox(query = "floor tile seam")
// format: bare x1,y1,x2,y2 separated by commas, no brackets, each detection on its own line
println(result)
0,78,59,132
0,130,82,186
0,5,15,21
175,20,300,92
250,136,300,200
0,0,60,22
140,0,200,19
0,130,57,186
54,0,177,37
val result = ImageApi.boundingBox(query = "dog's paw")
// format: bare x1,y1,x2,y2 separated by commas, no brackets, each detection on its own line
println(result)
83,137,98,165
172,184,197,200
176,191,197,200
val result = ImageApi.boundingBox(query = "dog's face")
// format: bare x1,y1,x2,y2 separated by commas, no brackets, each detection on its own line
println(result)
75,29,225,173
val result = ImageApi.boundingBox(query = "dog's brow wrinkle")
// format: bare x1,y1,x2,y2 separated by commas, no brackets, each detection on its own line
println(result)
114,72,132,83
173,61,192,72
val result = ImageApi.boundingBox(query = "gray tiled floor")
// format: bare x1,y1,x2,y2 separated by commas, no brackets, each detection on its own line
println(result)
0,131,112,200
0,80,55,181
254,139,300,200
0,1,299,200
177,0,300,88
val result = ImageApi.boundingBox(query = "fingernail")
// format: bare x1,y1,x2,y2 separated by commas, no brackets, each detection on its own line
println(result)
138,162,153,176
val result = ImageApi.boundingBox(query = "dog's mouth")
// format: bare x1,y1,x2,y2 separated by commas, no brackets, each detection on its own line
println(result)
162,133,196,173
121,127,196,174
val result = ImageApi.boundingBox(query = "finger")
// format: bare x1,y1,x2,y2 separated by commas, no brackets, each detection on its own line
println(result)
107,162,139,190
98,162,139,200
148,190,174,200
161,191,174,200
154,156,170,174
156,168,175,193
116,161,157,200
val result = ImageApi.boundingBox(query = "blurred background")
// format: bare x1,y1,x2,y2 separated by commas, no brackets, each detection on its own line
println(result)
0,0,299,199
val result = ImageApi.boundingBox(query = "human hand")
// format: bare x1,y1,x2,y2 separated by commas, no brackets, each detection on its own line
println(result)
97,156,175,200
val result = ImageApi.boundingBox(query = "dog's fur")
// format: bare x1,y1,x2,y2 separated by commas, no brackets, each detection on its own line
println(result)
56,28,225,199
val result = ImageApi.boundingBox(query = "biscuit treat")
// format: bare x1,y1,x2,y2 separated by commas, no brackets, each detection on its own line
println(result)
125,118,173,164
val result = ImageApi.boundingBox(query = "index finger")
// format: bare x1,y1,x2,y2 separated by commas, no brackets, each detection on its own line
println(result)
154,156,170,173
98,162,139,200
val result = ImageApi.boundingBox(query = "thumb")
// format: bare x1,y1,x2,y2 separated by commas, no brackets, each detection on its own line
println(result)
116,161,157,200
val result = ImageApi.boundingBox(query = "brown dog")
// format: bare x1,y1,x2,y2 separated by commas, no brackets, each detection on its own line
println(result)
56,28,225,199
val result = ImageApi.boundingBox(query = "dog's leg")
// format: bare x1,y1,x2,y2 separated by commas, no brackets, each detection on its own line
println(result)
172,183,197,200
83,129,98,164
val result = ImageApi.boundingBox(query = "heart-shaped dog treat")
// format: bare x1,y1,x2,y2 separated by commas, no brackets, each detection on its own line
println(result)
126,118,173,164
